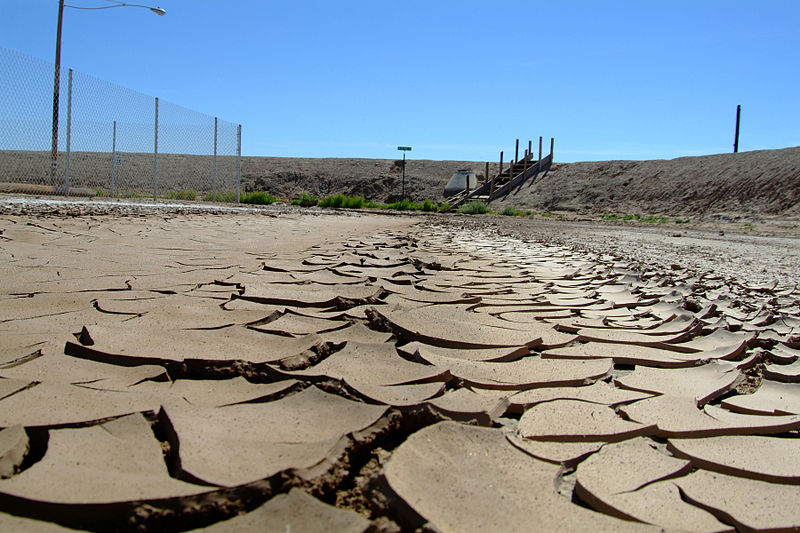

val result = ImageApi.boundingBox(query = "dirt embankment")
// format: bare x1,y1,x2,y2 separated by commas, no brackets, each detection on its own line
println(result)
491,147,800,219
2,146,798,219
242,147,800,219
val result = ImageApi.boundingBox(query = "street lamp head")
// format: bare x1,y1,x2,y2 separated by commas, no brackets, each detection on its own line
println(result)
150,7,166,15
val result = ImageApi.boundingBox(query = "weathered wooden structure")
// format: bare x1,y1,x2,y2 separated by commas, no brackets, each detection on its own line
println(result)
446,137,553,210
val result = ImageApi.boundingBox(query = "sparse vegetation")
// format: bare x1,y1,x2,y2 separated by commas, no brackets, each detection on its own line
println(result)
163,189,197,201
202,191,238,203
241,191,278,205
499,206,530,216
458,200,489,215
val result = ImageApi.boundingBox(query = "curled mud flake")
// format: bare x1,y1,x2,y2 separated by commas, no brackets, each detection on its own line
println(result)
518,399,656,442
614,360,745,407
676,470,800,532
619,395,800,438
0,425,29,479
72,326,94,346
573,438,730,532
668,435,800,485
383,421,655,532
721,379,800,415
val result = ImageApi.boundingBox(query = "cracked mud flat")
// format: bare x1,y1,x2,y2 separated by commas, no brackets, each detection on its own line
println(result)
1,200,799,532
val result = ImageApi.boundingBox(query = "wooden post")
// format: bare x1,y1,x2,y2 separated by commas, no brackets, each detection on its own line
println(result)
528,140,532,161
538,136,542,166
484,161,489,186
550,137,554,160
499,151,504,177
514,139,519,165
523,147,528,176
733,105,741,153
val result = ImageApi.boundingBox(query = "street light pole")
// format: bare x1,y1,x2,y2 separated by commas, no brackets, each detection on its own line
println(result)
50,0,65,180
49,0,166,184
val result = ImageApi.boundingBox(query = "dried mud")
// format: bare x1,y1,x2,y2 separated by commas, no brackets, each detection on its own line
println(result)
0,199,799,532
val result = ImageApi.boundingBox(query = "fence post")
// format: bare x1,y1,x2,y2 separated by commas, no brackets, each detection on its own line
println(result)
236,124,242,203
64,68,72,194
538,136,542,167
153,97,159,200
484,161,489,186
111,120,117,197
213,117,218,201
550,137,554,160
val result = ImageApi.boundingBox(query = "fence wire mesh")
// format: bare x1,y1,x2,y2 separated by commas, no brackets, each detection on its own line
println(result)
0,46,241,201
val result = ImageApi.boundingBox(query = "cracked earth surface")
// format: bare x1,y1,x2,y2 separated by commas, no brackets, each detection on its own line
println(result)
1,201,799,532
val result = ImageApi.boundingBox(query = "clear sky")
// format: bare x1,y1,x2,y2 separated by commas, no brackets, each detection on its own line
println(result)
1,0,799,162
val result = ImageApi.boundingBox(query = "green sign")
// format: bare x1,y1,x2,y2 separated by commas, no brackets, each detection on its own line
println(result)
397,146,412,151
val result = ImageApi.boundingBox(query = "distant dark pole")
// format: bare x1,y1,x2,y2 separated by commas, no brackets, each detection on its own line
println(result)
402,151,406,200
733,105,741,153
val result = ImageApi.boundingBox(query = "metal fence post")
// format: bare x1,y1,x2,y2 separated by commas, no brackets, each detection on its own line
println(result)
111,120,117,197
64,68,72,194
213,117,218,202
236,124,242,203
153,96,159,200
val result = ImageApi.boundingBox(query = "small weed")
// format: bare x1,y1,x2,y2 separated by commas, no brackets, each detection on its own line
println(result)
438,202,451,212
540,212,552,217
744,222,753,230
163,189,197,201
675,217,691,224
458,201,489,215
602,213,622,220
94,188,105,197
241,191,278,205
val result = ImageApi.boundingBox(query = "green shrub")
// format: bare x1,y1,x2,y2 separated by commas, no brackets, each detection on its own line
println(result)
318,194,366,209
540,212,552,217
421,199,437,212
241,191,278,205
675,217,691,224
163,189,197,201
458,201,489,215
438,202,451,212
291,193,318,207
386,199,411,210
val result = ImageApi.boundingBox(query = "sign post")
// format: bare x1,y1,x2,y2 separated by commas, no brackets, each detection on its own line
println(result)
397,146,412,200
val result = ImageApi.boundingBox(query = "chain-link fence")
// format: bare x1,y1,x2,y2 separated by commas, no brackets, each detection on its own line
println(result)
0,46,241,201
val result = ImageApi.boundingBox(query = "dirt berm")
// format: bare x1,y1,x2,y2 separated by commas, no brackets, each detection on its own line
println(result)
242,146,800,219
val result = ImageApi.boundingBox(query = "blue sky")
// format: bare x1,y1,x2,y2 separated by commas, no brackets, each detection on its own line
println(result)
1,0,799,162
